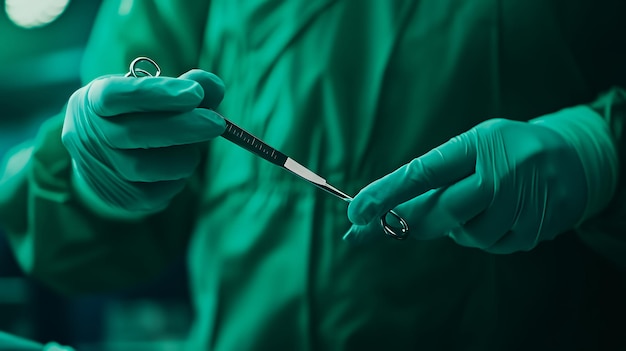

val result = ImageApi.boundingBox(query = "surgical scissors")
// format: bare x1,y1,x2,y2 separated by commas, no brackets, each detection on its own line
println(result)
126,57,409,240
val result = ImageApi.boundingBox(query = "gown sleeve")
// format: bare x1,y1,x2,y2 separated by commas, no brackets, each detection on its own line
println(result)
0,0,211,294
576,87,626,271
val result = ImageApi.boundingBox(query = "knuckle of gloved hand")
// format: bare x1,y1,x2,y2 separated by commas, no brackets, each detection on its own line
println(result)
406,158,436,188
480,118,531,140
179,69,225,109
180,69,225,89
195,108,227,134
88,77,128,116
475,117,508,131
162,79,206,103
348,193,384,224
448,128,477,153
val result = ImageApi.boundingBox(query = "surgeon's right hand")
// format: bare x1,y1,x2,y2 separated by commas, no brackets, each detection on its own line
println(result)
62,69,226,215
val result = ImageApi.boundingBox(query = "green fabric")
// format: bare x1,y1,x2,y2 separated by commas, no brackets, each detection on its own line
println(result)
0,115,202,292
2,0,626,350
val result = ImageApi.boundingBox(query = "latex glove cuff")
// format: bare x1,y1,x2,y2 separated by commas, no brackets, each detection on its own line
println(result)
530,105,619,224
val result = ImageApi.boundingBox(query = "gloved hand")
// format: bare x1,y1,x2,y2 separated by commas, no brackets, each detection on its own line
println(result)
43,342,76,351
0,330,43,350
0,331,75,350
343,106,618,253
62,69,226,216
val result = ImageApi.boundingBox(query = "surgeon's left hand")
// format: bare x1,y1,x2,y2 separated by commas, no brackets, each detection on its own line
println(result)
343,106,618,254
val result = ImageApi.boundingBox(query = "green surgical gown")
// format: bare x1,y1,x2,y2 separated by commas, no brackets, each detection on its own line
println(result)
2,0,626,349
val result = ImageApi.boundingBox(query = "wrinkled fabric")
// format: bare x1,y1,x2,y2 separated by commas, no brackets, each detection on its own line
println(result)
2,0,626,350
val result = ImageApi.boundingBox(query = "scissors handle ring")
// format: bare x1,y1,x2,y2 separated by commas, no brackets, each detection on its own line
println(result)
124,56,161,77
380,210,409,240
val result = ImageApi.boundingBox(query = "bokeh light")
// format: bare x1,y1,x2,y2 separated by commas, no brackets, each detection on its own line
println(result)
5,0,71,29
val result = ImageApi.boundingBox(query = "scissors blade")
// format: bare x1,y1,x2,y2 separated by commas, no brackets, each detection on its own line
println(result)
282,158,352,201
219,114,352,201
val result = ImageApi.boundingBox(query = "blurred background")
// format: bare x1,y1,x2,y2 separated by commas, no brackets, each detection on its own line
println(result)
0,1,193,350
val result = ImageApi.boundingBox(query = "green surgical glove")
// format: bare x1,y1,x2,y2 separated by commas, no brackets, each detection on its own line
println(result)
0,331,43,350
43,342,76,351
62,69,226,216
0,331,75,350
344,106,618,254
